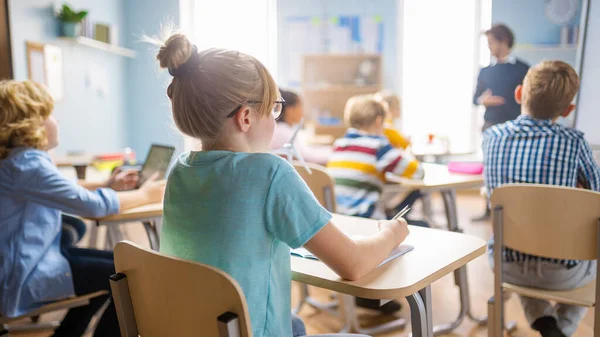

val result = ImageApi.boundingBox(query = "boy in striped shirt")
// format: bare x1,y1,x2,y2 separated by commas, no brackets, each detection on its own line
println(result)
328,95,424,220
483,61,600,337
328,94,424,313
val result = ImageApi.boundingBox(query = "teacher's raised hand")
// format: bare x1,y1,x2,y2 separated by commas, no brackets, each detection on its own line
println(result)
478,89,506,107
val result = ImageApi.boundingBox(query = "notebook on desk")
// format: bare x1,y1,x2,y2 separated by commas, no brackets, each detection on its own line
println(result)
291,244,414,268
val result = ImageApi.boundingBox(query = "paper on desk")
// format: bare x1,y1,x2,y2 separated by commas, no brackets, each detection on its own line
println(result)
291,244,414,267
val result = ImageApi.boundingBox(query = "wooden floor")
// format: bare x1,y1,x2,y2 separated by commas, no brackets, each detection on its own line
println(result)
8,193,595,337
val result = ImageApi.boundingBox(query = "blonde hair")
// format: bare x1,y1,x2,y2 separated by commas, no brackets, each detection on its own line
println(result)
0,80,54,160
150,31,279,149
344,95,387,129
522,60,580,119
374,90,401,116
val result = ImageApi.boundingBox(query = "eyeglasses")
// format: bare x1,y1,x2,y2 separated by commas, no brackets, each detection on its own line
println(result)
226,100,286,120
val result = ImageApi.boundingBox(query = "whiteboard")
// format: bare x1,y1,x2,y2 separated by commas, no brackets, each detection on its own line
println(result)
575,0,600,146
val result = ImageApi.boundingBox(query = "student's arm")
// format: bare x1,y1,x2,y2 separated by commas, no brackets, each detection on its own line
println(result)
473,70,485,105
577,140,600,192
376,143,424,179
384,127,410,150
16,155,164,217
296,139,332,165
265,159,408,281
304,219,408,281
79,167,139,191
115,175,165,211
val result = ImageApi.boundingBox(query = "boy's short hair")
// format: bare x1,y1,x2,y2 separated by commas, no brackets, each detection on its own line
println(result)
374,90,401,113
344,95,387,129
485,24,515,48
522,60,580,120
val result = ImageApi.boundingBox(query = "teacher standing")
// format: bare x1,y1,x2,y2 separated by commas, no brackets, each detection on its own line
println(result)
473,23,529,220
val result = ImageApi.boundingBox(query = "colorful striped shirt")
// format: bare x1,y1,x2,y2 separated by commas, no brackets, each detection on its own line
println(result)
328,128,424,219
483,115,600,267
384,125,410,150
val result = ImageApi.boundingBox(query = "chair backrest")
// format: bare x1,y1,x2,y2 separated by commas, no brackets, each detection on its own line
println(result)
491,184,600,260
112,241,252,337
293,162,337,212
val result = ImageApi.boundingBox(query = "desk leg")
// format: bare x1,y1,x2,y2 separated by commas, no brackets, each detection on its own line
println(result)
407,286,433,337
339,294,406,334
143,221,160,251
293,284,339,317
438,189,488,333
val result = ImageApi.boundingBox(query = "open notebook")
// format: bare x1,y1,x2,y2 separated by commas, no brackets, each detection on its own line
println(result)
291,244,414,268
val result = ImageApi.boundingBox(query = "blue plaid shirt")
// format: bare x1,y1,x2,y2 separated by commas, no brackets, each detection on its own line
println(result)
483,115,600,267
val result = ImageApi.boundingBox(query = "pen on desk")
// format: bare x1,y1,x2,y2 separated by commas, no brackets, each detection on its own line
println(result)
391,205,411,220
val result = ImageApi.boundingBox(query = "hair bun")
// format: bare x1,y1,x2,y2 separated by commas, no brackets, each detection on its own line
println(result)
157,33,194,71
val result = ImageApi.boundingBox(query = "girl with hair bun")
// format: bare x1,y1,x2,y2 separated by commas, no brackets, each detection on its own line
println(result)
154,31,410,337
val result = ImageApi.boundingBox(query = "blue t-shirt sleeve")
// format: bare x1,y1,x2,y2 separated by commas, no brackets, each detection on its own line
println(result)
264,161,332,249
16,152,120,218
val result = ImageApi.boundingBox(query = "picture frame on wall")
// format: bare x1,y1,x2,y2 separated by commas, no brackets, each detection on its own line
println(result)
26,41,64,100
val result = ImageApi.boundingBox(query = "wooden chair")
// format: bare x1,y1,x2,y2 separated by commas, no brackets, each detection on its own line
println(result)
294,162,336,212
110,241,252,337
293,162,407,334
292,162,339,317
488,184,600,337
0,291,108,336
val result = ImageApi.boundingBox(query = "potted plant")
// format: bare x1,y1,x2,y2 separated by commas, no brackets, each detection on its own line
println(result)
57,4,88,37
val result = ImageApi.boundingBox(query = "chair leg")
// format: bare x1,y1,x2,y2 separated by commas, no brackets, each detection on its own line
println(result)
488,297,495,337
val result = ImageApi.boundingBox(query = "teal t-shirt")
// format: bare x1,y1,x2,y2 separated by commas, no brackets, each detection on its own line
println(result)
160,151,332,337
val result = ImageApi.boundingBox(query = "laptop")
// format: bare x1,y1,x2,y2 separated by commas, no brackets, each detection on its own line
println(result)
136,144,176,188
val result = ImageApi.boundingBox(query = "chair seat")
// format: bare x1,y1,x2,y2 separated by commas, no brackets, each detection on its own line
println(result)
0,290,108,324
503,281,596,307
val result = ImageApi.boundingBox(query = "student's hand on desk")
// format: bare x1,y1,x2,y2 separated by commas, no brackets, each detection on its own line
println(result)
106,167,139,191
478,89,505,107
139,173,167,204
378,217,410,246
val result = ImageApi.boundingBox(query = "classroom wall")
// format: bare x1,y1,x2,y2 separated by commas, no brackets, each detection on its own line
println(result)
277,0,397,91
492,0,582,45
123,0,184,159
8,0,128,154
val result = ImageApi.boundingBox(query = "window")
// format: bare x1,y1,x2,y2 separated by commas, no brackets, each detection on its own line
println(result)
192,0,278,77
182,0,278,150
401,0,491,153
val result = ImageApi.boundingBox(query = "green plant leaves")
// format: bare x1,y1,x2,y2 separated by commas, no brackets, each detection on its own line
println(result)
58,3,88,23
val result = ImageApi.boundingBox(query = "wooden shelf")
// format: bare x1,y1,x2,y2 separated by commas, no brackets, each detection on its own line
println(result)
514,44,578,52
58,36,136,58
303,85,381,93
304,53,381,60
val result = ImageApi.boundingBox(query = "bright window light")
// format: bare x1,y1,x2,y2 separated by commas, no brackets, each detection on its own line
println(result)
192,0,278,78
402,0,484,153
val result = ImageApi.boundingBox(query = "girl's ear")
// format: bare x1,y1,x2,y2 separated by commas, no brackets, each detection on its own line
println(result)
234,106,252,132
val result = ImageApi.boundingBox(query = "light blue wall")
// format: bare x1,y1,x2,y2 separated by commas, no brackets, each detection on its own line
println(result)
492,0,582,45
124,0,183,159
277,0,397,91
9,0,128,154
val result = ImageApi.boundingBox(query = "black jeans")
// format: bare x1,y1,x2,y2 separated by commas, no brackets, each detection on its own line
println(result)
51,247,120,336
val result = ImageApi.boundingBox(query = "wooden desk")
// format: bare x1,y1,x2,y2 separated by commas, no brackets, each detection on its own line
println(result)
384,163,487,335
88,203,163,250
53,154,95,179
292,214,486,337
385,162,483,191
